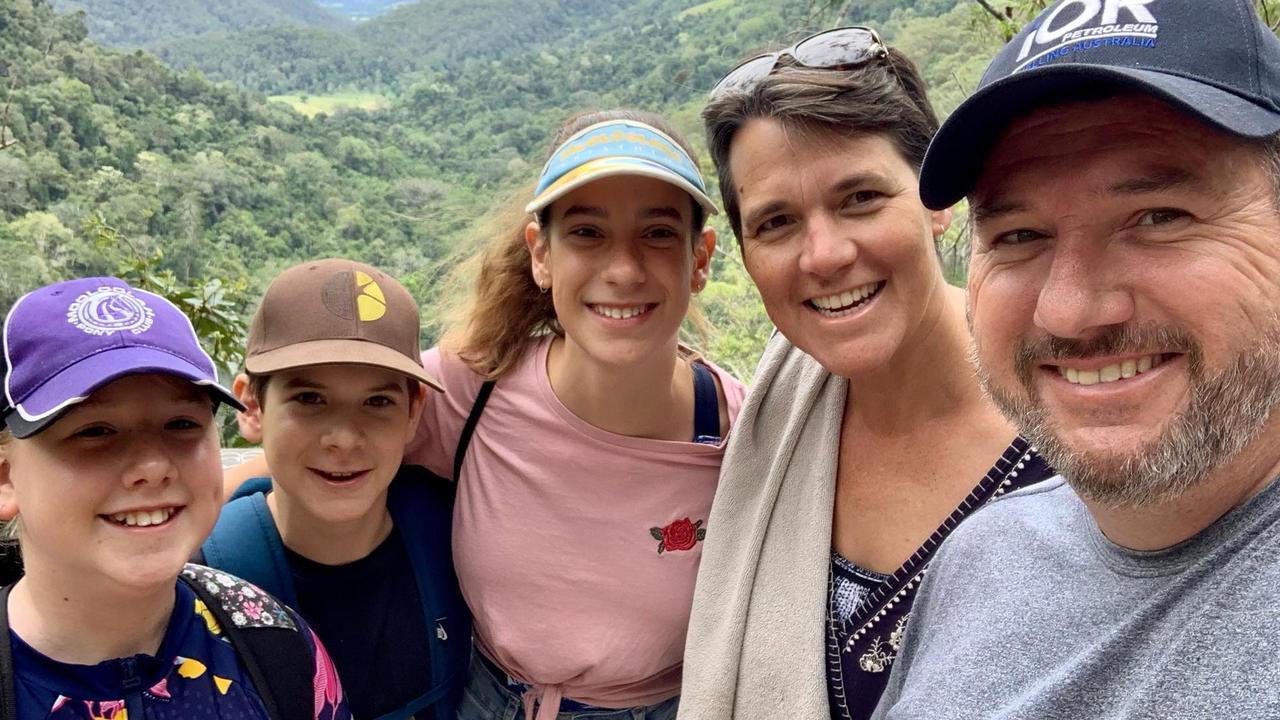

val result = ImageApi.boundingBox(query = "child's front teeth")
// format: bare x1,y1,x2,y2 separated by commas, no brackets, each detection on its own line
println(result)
591,305,647,319
110,508,175,527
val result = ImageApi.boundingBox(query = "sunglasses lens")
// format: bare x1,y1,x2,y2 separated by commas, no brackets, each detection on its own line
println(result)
793,28,885,68
711,54,777,97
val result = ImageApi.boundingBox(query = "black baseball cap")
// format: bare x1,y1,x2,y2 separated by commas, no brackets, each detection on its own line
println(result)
919,0,1280,210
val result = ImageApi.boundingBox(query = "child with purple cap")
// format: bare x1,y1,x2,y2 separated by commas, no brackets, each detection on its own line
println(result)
0,277,351,720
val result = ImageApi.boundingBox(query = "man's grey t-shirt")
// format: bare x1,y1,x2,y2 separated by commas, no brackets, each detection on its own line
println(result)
872,476,1280,719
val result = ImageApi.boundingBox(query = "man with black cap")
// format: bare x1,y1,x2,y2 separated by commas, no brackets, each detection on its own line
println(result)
872,1,1280,717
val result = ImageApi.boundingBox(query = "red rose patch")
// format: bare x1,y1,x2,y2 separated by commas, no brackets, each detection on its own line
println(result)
650,518,706,554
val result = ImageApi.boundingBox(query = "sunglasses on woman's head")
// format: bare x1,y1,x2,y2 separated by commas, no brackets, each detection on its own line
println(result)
710,26,888,98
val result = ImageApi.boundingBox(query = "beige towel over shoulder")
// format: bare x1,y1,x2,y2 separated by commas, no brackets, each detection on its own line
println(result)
678,333,847,719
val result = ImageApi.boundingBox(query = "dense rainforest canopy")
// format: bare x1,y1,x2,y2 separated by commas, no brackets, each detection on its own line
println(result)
1,0,1074,399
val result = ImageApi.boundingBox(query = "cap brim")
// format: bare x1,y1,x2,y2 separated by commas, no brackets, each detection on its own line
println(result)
525,159,720,217
4,346,244,439
244,339,444,393
919,65,1280,211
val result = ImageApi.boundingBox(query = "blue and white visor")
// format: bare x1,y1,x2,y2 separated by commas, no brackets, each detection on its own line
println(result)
525,120,719,216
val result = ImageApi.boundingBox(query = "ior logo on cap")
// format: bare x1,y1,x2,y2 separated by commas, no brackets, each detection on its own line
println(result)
66,286,155,336
321,270,387,322
1015,0,1159,72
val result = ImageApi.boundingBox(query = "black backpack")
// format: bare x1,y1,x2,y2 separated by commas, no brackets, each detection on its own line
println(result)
0,563,315,720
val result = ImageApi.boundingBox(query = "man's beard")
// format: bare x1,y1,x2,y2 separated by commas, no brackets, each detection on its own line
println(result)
974,322,1280,508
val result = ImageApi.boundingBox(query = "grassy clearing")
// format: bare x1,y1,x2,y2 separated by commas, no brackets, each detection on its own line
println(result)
269,91,390,117
676,0,735,20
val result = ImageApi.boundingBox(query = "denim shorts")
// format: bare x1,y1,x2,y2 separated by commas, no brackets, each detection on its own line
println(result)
458,649,680,720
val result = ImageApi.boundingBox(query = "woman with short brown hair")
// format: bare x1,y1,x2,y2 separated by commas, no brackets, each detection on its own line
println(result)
678,29,1055,720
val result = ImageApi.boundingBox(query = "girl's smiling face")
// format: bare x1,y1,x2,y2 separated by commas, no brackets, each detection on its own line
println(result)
527,174,715,370
0,373,224,595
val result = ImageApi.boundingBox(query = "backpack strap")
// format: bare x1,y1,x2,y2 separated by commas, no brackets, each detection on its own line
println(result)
692,361,722,444
453,379,495,481
181,564,313,720
385,467,470,720
229,475,274,503
0,584,16,720
198,482,298,609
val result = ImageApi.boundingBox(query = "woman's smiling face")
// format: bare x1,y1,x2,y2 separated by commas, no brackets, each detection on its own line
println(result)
728,118,951,377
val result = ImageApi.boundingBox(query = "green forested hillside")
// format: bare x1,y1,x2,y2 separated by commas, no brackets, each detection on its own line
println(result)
150,26,387,94
148,0,647,95
48,0,350,48
148,0,984,96
0,0,475,326
0,0,1007,381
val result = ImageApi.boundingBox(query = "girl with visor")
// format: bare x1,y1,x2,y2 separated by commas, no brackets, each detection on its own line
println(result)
423,109,745,720
678,28,1055,720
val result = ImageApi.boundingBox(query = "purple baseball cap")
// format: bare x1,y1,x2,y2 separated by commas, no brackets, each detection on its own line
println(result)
2,277,244,438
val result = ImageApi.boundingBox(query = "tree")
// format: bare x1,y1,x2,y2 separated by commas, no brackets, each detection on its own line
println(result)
0,73,18,152
699,243,774,382
0,211,80,310
83,215,251,441
970,0,1280,40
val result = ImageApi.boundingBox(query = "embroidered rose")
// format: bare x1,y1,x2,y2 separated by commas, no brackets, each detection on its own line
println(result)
650,518,706,554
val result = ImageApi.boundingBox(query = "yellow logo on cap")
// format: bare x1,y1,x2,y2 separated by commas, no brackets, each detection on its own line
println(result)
355,270,386,321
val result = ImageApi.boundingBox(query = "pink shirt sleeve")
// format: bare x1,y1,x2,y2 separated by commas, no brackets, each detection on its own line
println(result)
404,347,487,479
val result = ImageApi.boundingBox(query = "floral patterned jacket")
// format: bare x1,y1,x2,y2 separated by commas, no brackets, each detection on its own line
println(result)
11,569,351,720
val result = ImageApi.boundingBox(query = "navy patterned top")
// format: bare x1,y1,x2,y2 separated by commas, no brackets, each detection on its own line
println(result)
826,436,1055,720
12,568,352,720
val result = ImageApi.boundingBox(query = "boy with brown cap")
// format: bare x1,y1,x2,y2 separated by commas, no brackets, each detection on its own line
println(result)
198,258,470,720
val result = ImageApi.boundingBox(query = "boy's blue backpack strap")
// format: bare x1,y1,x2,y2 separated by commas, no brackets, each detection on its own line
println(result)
231,475,273,502
198,479,298,609
387,465,470,720
180,564,312,720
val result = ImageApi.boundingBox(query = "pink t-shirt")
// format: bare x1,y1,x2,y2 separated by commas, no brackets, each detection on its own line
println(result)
405,336,745,718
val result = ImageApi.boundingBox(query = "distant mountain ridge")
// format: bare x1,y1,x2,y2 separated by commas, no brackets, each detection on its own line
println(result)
318,0,410,20
49,0,351,48
150,0,647,94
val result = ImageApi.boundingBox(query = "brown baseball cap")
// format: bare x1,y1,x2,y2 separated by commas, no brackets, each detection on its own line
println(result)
245,258,443,392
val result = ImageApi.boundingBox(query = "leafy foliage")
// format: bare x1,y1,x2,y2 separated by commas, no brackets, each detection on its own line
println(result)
0,0,1012,382
1,0,480,336
25,0,1274,382
48,0,350,49
83,215,249,378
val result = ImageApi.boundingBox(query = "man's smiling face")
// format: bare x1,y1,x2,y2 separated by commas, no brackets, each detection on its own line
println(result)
966,93,1280,506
